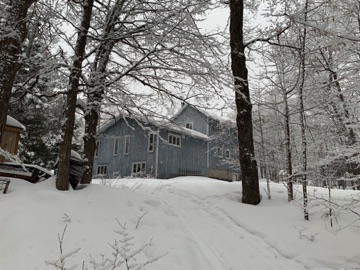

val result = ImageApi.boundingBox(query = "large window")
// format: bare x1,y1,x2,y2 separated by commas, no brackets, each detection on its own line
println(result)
148,133,155,152
168,134,181,147
113,138,119,156
124,135,130,155
95,140,100,158
185,122,193,130
216,147,223,157
132,162,146,175
97,165,107,175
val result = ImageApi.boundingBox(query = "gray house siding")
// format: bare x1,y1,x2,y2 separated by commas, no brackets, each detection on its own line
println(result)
207,118,240,180
171,105,209,135
93,105,240,181
156,129,208,178
93,117,209,179
93,118,157,178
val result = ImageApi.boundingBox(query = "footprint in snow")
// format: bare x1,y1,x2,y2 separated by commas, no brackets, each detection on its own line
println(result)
144,199,161,207
164,209,177,217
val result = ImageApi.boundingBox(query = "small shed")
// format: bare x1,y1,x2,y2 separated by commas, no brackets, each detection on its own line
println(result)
0,116,25,162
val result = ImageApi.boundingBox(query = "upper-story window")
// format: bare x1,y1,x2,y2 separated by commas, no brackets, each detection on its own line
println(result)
225,149,231,159
95,140,100,158
124,135,130,155
216,147,223,157
185,122,193,130
168,134,181,147
148,133,155,152
113,138,119,156
233,149,238,160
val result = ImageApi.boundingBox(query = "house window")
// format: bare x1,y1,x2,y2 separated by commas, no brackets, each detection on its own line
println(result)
97,165,107,175
95,140,100,158
225,149,231,159
233,149,239,160
113,138,119,156
168,134,181,147
148,133,155,152
124,135,130,155
233,129,238,138
185,122,193,130
216,147,223,157
132,162,146,175
233,149,238,160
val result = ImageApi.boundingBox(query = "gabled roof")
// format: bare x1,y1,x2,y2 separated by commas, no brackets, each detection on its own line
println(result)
98,113,209,140
171,103,235,126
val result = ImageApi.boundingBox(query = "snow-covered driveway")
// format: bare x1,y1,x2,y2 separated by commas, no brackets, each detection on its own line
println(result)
2,177,359,269
136,179,310,270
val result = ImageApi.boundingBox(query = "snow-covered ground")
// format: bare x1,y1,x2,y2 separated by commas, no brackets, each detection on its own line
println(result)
0,176,360,270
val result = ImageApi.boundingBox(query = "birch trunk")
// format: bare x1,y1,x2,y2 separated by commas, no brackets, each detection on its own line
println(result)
283,88,293,201
299,0,309,221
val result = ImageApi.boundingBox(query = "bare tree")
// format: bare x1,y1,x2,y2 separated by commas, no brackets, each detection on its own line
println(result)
229,0,260,205
56,0,95,190
298,0,309,221
80,0,229,184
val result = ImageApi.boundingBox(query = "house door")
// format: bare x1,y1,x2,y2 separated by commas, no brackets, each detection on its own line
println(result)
232,173,238,182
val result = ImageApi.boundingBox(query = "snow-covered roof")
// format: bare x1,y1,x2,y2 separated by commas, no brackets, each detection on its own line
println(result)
171,103,235,126
6,115,25,130
160,121,209,140
98,113,209,140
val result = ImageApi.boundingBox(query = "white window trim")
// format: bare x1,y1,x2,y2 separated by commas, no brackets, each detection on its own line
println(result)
113,138,119,156
148,133,155,152
95,140,100,158
168,133,181,147
216,147,223,158
225,149,231,159
97,165,107,175
124,135,130,155
132,162,146,176
233,149,238,160
185,122,193,130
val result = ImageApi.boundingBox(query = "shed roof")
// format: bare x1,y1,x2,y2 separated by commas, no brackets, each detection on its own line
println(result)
6,116,25,130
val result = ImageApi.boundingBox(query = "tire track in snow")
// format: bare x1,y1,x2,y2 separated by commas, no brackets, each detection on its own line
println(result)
155,186,230,270
161,187,310,270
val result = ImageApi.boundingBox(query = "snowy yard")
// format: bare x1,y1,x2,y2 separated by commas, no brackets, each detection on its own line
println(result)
1,176,360,270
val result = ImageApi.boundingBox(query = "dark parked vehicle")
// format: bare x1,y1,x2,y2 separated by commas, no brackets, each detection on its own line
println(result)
68,151,85,189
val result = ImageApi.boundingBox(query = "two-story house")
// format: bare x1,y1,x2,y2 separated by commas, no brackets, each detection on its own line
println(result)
93,104,241,181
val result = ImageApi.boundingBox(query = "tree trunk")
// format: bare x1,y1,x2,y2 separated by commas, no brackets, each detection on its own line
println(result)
229,0,260,205
283,88,293,201
82,105,100,184
81,0,125,184
0,0,36,142
299,0,309,221
56,0,94,190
